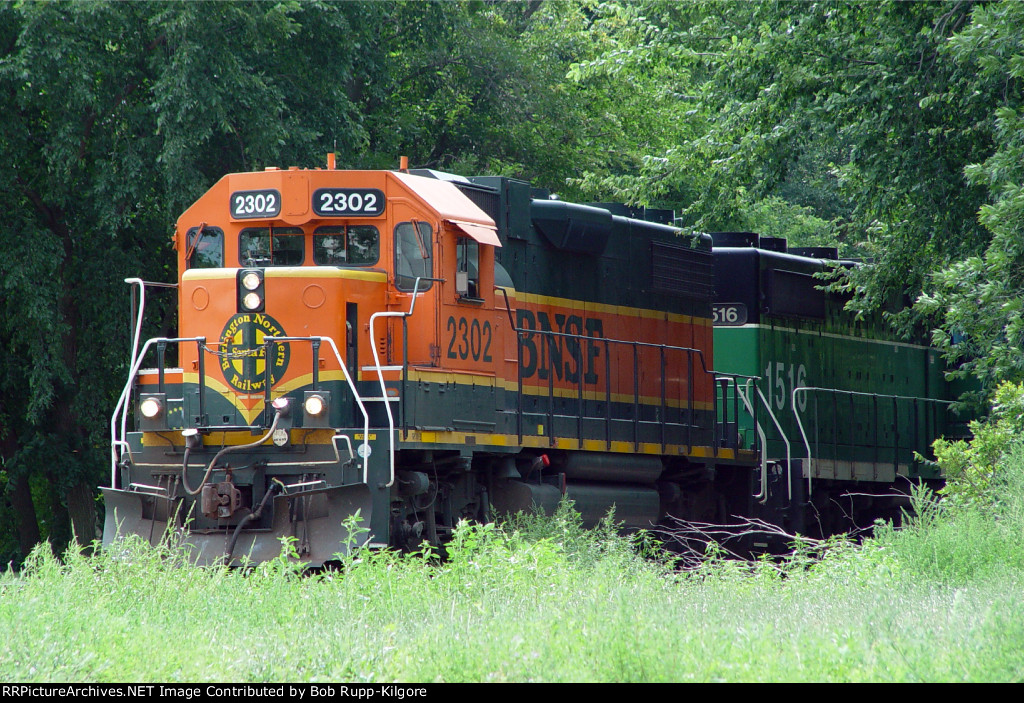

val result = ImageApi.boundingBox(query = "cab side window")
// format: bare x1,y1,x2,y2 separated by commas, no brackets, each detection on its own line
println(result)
456,237,480,299
239,227,304,266
394,221,433,291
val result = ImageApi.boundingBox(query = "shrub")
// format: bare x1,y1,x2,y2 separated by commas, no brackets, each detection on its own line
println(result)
931,381,1024,503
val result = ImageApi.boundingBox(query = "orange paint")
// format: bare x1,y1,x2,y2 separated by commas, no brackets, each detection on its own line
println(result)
171,167,714,423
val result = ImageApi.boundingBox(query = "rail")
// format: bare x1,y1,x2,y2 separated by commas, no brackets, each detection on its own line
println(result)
494,287,761,456
367,276,439,489
791,386,956,495
126,277,177,365
111,334,205,487
119,278,176,463
737,379,792,504
262,335,372,483
111,282,373,488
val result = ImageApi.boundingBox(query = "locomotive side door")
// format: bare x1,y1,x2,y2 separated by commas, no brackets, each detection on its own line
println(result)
437,221,504,425
389,211,441,367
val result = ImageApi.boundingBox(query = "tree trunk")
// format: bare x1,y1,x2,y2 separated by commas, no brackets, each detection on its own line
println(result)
9,473,41,559
46,475,71,554
66,479,99,550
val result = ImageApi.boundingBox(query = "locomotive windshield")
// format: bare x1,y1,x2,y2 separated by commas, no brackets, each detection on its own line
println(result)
185,226,224,269
313,225,379,266
239,227,304,266
394,221,433,291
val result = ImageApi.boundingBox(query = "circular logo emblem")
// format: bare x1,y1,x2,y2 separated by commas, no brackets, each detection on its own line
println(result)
218,313,290,393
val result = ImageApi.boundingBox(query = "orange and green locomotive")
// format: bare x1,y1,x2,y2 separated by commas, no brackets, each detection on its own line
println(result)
106,159,757,564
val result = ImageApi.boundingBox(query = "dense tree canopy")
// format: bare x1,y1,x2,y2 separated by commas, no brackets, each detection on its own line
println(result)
568,0,1023,383
1,0,1022,563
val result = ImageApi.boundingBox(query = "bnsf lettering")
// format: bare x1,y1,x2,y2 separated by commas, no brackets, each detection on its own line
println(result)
517,309,603,384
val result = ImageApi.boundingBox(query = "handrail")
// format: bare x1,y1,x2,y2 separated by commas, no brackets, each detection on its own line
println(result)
525,328,712,448
738,379,791,504
510,324,757,451
792,386,955,496
494,286,761,454
125,278,145,376
367,276,439,489
125,278,177,365
111,335,204,487
110,334,370,487
264,336,371,483
117,278,181,481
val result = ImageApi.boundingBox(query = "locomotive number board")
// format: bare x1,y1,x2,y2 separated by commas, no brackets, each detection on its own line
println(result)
230,189,282,219
312,188,386,217
712,303,748,326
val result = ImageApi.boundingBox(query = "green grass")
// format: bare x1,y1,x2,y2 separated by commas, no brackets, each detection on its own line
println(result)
2,456,1023,682
874,445,1024,586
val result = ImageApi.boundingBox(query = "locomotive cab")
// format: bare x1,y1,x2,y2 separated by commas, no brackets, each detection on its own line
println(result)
107,165,504,564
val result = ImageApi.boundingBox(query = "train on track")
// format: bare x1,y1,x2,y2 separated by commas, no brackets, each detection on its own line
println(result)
105,157,960,564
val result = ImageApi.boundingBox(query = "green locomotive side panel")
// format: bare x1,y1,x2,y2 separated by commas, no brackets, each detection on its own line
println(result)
715,322,948,481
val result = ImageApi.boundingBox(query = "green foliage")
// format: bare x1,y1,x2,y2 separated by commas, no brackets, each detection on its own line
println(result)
0,0,599,562
4,0,1024,568
914,1,1024,388
505,499,627,561
872,449,1024,586
740,195,840,249
562,0,714,205
568,1,999,337
931,381,1024,503
2,502,1023,682
871,381,1024,586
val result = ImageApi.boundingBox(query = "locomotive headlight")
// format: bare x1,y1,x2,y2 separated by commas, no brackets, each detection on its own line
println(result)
242,292,262,310
241,271,262,291
302,390,332,428
271,396,292,418
304,394,326,416
237,269,264,313
268,396,293,434
139,393,171,430
140,396,163,419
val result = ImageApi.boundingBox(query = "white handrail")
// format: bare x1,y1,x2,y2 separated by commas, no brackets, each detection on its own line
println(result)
735,381,769,503
119,278,146,475
791,387,817,496
367,311,401,489
111,335,212,486
366,276,430,490
737,379,792,503
110,335,163,486
791,386,955,498
111,334,371,486
125,278,146,370
302,335,371,483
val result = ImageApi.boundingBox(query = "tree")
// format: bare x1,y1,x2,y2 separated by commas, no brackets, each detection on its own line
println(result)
0,0,604,563
916,1,1024,390
0,0,379,561
571,2,994,325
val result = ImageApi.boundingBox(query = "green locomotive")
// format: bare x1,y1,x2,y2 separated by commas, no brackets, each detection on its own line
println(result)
710,232,957,538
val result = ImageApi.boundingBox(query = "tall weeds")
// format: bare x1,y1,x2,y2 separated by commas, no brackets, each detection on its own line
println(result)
1,434,1022,681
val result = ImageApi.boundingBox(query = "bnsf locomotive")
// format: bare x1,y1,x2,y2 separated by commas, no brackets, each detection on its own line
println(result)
105,158,956,564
